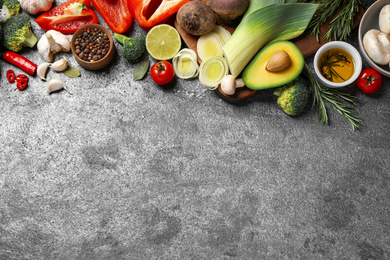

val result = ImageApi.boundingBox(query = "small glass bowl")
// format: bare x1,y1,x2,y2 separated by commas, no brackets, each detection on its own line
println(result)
313,41,362,88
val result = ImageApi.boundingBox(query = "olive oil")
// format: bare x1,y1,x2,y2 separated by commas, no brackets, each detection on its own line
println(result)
318,48,355,83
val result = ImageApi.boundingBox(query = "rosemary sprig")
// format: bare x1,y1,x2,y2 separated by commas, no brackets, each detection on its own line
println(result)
308,0,365,42
304,63,361,131
308,0,343,41
324,0,364,41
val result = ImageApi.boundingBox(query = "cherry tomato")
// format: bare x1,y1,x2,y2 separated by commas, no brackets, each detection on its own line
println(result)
6,69,16,83
356,68,382,94
151,61,175,85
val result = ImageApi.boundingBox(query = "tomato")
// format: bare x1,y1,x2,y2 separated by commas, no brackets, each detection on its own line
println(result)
151,61,175,85
356,68,382,94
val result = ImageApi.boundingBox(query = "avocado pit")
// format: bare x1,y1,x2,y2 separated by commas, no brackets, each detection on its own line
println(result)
266,50,291,72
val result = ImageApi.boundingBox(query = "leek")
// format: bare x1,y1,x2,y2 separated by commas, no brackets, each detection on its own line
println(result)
197,32,224,62
199,56,229,89
223,3,318,78
211,25,231,45
173,48,199,79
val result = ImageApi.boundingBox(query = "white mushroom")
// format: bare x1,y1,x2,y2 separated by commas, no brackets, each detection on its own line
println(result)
379,5,390,35
37,30,71,62
220,75,245,95
363,29,390,66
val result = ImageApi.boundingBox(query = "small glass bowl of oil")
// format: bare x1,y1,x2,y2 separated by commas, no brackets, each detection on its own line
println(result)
314,41,362,88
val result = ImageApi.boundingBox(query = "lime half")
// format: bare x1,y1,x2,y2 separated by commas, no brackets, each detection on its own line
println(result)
146,24,182,61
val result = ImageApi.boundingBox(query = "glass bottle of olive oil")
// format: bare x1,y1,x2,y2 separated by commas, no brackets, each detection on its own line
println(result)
318,48,355,83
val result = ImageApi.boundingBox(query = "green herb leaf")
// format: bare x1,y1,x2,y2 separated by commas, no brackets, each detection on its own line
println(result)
133,58,149,81
304,63,361,131
62,67,81,78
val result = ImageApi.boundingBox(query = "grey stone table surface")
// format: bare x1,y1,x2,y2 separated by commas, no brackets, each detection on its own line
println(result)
0,1,389,259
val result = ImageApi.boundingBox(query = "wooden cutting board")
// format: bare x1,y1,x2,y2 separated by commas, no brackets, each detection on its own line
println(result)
173,2,365,103
174,2,365,61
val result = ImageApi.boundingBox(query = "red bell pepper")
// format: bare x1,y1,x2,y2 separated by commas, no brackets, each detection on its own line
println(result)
91,0,132,34
128,0,191,31
35,0,99,34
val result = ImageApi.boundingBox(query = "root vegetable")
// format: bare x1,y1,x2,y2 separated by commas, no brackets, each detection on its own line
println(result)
20,0,54,15
176,0,216,36
208,0,249,26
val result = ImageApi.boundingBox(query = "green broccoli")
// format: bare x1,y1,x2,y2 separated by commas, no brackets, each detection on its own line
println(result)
273,76,310,116
3,13,37,52
3,0,20,19
114,33,146,62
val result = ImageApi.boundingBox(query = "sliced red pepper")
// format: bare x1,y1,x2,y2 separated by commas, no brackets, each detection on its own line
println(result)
3,52,38,76
16,78,28,91
7,70,16,83
16,74,29,82
35,0,99,34
128,0,191,31
91,0,132,34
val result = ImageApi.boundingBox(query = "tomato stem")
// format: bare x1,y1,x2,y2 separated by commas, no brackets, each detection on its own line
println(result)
362,73,379,87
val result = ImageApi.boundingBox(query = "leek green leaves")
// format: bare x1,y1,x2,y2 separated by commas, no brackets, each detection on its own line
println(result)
223,1,319,78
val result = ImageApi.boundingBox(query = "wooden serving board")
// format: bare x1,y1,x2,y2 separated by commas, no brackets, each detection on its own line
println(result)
175,3,365,61
174,2,365,103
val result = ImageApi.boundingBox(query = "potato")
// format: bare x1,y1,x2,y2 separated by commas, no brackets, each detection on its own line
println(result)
176,0,216,36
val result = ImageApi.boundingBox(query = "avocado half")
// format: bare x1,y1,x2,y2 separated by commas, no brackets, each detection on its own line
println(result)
242,40,304,90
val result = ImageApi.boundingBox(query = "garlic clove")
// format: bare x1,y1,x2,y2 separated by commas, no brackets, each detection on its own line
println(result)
46,78,71,94
37,62,52,80
50,57,68,72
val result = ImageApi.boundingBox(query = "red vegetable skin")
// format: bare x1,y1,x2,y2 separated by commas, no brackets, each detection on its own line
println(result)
128,0,191,31
6,70,16,83
35,0,99,34
16,78,28,91
3,52,37,76
356,68,383,94
151,61,175,85
91,0,132,34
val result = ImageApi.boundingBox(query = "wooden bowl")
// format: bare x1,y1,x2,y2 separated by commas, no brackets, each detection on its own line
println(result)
71,24,115,70
215,85,257,104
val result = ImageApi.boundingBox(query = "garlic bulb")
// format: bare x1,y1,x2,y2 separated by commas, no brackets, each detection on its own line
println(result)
37,62,51,80
50,57,68,72
38,30,71,62
20,0,54,15
46,79,71,94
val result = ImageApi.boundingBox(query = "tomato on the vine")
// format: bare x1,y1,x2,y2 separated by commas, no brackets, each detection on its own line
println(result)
151,61,175,85
356,68,382,94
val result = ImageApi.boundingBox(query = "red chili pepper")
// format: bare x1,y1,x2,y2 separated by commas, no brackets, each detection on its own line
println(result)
128,0,191,31
35,0,99,34
91,0,132,33
3,52,37,76
6,69,16,83
16,74,28,82
16,78,28,91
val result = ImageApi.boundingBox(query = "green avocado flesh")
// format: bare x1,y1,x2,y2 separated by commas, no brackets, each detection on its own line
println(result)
242,40,304,90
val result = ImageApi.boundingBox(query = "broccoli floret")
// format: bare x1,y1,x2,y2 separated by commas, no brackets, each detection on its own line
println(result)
3,13,37,52
3,0,20,19
273,76,310,116
114,33,146,62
